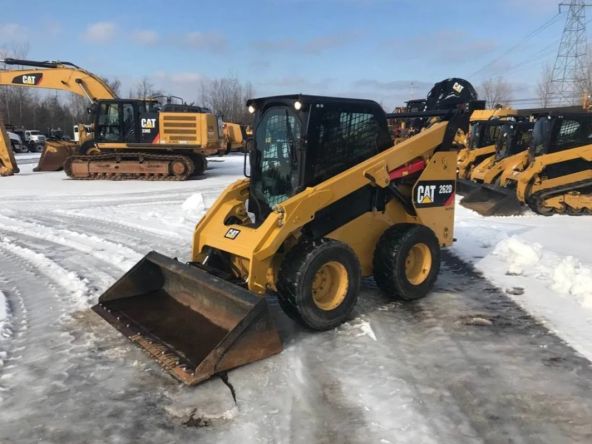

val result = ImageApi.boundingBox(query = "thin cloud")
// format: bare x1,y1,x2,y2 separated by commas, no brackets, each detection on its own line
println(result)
182,31,228,52
386,30,497,65
253,32,357,55
0,23,27,41
132,30,159,46
84,21,117,43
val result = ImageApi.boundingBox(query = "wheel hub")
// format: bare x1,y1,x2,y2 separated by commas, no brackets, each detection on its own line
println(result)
404,243,432,285
311,261,348,311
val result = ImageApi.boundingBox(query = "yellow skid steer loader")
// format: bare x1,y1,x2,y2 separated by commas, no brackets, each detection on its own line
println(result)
94,82,479,385
460,121,533,216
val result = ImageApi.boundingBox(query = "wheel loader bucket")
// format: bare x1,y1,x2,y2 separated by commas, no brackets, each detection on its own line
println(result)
92,251,283,385
34,140,78,172
460,184,525,216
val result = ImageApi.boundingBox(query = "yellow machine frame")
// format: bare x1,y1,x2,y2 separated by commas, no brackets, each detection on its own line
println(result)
513,144,592,208
192,122,456,294
0,123,18,176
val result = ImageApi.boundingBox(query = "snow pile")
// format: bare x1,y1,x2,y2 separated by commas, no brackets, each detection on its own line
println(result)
551,256,592,309
181,192,207,223
492,236,542,276
491,235,592,308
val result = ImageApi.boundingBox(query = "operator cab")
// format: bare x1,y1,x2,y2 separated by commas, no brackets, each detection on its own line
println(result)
469,119,515,149
94,99,161,144
246,95,392,220
495,121,533,160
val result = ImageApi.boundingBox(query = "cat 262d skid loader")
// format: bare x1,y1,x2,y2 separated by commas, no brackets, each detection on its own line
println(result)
93,80,478,385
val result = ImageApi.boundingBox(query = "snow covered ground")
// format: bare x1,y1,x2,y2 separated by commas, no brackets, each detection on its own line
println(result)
1,153,592,443
452,203,592,361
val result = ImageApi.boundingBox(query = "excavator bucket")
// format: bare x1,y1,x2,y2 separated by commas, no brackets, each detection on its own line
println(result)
34,140,78,172
92,251,283,385
460,184,525,216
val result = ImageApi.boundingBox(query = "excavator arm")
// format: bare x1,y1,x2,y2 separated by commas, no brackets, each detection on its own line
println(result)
0,58,117,100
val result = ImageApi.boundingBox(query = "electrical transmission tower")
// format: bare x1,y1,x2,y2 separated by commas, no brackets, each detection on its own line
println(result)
550,0,591,105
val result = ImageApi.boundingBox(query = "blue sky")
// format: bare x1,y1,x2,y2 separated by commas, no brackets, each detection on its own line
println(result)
0,0,571,108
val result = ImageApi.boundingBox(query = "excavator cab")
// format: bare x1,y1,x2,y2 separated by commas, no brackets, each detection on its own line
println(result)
92,99,161,146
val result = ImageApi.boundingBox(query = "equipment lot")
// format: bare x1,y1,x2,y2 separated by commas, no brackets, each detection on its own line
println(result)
1,154,591,442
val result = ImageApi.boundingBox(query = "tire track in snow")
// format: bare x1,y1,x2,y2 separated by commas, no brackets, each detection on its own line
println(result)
0,237,93,311
0,243,77,409
28,211,191,259
0,214,142,272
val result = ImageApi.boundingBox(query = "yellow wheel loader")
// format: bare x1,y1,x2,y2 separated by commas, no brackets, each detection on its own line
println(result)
0,123,19,176
460,121,534,216
93,83,479,385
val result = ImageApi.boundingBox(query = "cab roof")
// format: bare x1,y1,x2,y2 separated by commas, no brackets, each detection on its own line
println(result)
246,94,384,110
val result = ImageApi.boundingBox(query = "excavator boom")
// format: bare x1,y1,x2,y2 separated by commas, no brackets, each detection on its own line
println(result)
0,58,117,100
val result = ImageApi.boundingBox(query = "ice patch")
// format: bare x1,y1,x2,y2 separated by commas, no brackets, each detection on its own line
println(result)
493,236,542,275
181,193,207,223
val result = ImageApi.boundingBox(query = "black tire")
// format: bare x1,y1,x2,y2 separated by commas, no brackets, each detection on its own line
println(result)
277,239,361,331
31,144,44,153
373,224,441,301
192,154,207,175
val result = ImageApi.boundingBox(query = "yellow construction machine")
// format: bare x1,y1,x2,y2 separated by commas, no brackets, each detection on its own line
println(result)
0,123,19,176
507,113,592,215
222,122,247,153
0,58,117,171
0,59,229,179
456,108,516,183
459,121,534,215
93,80,480,385
461,112,592,216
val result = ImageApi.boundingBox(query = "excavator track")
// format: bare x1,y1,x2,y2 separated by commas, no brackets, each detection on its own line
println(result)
526,179,592,216
64,153,205,181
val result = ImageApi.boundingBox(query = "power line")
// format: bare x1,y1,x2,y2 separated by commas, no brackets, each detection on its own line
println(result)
550,0,592,105
469,12,563,78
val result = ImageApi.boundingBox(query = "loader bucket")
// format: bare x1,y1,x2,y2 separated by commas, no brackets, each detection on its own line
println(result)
92,251,283,385
34,140,78,172
456,179,482,196
460,184,525,216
